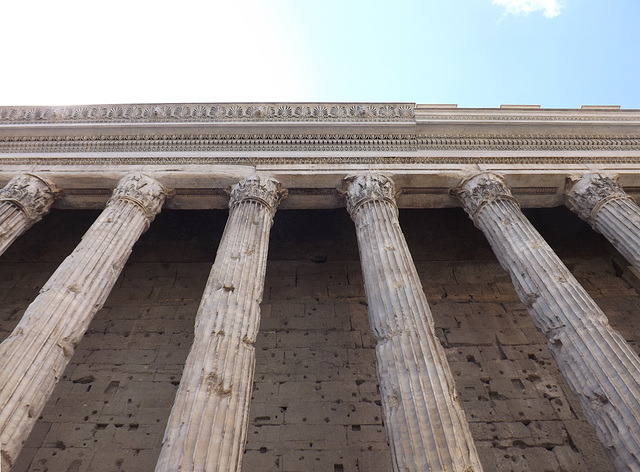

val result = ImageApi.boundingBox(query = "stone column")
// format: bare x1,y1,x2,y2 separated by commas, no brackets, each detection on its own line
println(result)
453,172,640,472
0,174,169,471
155,175,286,472
566,172,640,273
344,173,483,472
0,174,60,256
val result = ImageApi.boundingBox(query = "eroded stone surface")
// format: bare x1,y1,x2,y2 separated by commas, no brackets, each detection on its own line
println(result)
0,174,168,470
0,207,621,472
0,174,60,257
455,172,640,472
155,175,285,472
566,173,640,274
346,174,483,472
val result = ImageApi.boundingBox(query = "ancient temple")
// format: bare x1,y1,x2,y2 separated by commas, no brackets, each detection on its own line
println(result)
0,103,639,471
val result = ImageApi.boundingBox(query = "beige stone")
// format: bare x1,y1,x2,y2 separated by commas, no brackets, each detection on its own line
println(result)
345,173,483,472
454,172,640,472
155,175,286,472
0,174,169,470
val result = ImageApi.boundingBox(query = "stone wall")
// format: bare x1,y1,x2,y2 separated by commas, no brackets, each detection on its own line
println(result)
2,206,636,471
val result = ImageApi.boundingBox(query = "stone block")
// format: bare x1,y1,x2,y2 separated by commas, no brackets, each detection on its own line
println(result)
506,398,559,421
242,450,284,471
357,450,394,472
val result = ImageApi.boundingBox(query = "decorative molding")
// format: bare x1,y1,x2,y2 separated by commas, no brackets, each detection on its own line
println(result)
107,174,173,223
3,104,639,125
417,113,640,122
0,103,415,124
229,175,287,215
416,135,640,151
343,173,397,216
2,155,640,166
1,134,639,154
512,187,557,195
452,172,519,225
565,173,633,224
0,133,416,153
0,174,61,222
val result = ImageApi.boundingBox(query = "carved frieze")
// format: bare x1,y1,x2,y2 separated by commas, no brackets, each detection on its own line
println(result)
0,174,60,222
343,173,397,216
107,174,173,223
565,173,633,223
229,175,287,216
0,103,414,124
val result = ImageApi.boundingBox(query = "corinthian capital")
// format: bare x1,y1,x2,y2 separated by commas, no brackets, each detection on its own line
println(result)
107,174,171,223
229,174,287,215
565,173,632,224
0,174,61,223
452,172,518,223
343,173,397,216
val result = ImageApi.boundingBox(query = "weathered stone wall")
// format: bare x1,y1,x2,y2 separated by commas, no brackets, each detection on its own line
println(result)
2,206,636,471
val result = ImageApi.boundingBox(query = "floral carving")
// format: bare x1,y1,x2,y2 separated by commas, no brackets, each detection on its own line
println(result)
107,174,172,223
452,173,518,223
277,106,293,118
229,175,287,216
565,173,633,223
343,173,397,216
0,174,60,223
0,104,415,124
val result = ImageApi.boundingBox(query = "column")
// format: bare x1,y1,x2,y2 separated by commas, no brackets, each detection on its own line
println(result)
0,174,60,256
344,173,483,472
0,174,169,471
566,172,640,273
453,172,640,472
155,175,286,472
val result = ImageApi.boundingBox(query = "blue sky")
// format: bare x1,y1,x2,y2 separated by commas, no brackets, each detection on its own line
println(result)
2,0,639,108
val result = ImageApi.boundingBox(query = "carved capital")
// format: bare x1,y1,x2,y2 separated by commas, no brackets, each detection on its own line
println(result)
107,174,171,223
229,174,287,215
0,174,61,223
343,173,397,216
565,173,632,224
452,172,518,224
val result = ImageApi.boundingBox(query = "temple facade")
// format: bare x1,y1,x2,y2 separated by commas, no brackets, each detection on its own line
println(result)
1,103,639,471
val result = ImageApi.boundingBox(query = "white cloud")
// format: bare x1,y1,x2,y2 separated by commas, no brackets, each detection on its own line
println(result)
492,0,564,18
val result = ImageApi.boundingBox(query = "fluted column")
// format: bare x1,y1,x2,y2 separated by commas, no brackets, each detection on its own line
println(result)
453,172,640,472
344,173,483,472
0,174,169,471
155,175,286,472
566,172,640,273
0,174,60,256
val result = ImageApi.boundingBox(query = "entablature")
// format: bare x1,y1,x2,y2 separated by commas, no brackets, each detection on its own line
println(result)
1,103,639,210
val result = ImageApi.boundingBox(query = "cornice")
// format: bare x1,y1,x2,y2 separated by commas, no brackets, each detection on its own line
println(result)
415,108,640,123
0,103,415,124
3,104,640,127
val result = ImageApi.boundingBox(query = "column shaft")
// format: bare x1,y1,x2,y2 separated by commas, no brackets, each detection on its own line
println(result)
0,174,59,256
345,174,483,472
0,174,168,470
566,173,640,273
155,175,285,472
455,173,640,472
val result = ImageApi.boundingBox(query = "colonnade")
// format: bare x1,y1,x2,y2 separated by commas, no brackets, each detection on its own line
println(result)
1,170,640,471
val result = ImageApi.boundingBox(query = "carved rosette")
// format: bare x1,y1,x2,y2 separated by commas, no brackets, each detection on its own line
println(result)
452,172,519,226
344,173,397,216
107,174,171,224
0,174,60,223
229,174,287,216
565,173,633,224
